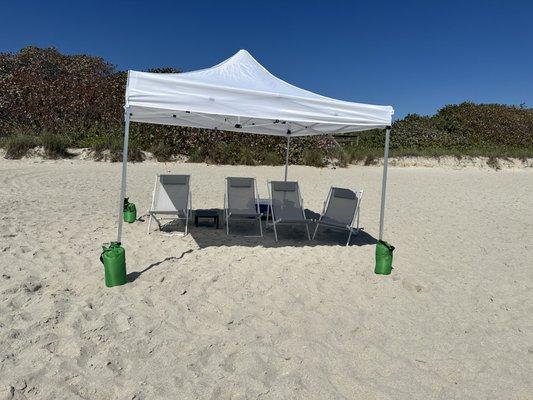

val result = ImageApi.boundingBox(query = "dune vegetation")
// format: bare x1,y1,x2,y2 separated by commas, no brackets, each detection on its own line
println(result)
1,47,532,165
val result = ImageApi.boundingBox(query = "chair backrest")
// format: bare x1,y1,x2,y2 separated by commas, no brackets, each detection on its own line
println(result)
152,174,190,212
226,177,257,214
322,187,360,227
270,181,305,221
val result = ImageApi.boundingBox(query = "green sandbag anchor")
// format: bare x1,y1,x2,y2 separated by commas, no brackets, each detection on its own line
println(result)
123,197,137,223
375,240,394,275
100,242,127,287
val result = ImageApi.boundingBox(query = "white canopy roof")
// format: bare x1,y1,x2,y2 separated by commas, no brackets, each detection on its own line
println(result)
125,50,393,137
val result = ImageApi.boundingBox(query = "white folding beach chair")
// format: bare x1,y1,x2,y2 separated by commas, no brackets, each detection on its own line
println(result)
224,177,263,237
312,187,363,246
147,174,192,235
267,181,312,241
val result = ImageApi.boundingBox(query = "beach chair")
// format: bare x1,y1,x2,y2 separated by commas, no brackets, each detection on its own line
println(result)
147,174,192,235
224,177,263,236
267,181,312,241
312,187,363,246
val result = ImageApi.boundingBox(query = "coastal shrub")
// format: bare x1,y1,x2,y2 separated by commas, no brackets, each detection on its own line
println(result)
89,134,144,162
364,155,378,166
150,142,175,162
41,133,70,158
1,47,532,164
108,142,144,162
328,147,350,167
487,156,501,170
0,46,125,137
345,146,383,163
260,151,284,165
391,103,533,150
124,144,145,162
4,135,38,159
205,142,228,164
237,146,256,165
301,149,325,167
90,134,121,160
187,146,207,163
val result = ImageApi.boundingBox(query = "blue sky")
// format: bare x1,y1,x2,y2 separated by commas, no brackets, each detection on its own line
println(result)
1,0,532,118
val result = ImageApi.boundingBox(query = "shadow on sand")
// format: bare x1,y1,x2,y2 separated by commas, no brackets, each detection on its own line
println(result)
127,249,194,282
155,208,377,249
127,209,377,282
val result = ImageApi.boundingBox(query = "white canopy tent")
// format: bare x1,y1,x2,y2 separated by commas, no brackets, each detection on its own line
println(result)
118,50,394,242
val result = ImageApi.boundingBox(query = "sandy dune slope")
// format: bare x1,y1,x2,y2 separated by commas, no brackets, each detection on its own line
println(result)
0,159,531,399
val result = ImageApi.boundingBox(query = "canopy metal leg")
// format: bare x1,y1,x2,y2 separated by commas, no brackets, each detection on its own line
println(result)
116,109,131,243
378,127,391,241
284,136,291,181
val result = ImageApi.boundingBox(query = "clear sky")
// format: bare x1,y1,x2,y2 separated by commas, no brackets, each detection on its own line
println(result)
1,0,532,118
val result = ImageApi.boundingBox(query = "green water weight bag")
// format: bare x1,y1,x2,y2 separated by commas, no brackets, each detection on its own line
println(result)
100,242,127,287
375,240,394,275
123,197,137,223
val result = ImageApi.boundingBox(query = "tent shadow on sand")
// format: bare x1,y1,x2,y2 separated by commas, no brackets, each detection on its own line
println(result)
128,209,376,282
127,249,194,283
156,208,377,249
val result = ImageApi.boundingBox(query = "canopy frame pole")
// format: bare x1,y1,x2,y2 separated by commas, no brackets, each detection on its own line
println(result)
378,127,391,241
116,108,131,243
284,135,291,181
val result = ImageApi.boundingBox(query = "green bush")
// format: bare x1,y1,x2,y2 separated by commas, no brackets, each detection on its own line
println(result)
4,135,39,159
89,134,121,161
150,142,175,162
187,146,207,163
107,142,144,162
1,47,531,165
204,142,228,164
88,134,144,162
186,142,251,165
259,151,283,165
486,156,500,170
237,146,256,165
41,133,70,159
344,146,383,163
363,155,378,166
328,147,350,167
125,145,145,162
391,103,533,150
301,148,325,167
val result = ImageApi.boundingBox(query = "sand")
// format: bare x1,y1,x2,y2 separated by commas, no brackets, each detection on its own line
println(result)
0,158,531,399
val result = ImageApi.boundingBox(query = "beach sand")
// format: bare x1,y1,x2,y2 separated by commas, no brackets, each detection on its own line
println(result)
0,159,531,399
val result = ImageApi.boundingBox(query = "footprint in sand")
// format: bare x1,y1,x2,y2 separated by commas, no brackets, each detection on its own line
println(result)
402,279,425,294
114,312,133,333
105,359,123,375
75,346,92,369
48,338,83,358
22,280,42,293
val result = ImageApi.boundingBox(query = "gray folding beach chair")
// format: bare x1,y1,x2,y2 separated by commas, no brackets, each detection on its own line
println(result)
224,177,263,236
312,187,363,246
267,181,311,241
147,174,192,235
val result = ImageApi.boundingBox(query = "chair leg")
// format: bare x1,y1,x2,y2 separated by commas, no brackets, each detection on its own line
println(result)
312,223,320,240
151,214,163,232
185,212,189,236
147,214,153,235
258,217,263,237
273,221,278,242
265,206,270,229
226,215,229,235
151,215,162,231
346,229,353,246
305,224,311,240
